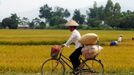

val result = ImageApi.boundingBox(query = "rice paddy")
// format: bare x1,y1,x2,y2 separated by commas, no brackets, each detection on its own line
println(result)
0,29,134,75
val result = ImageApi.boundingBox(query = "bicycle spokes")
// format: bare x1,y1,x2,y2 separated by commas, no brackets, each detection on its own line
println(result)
80,59,104,75
41,59,65,75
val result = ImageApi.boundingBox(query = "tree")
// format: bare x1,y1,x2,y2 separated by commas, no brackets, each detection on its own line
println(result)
52,7,70,19
0,22,2,28
122,10,132,17
30,18,46,29
86,2,104,28
49,16,67,27
19,17,30,25
39,5,70,27
97,6,105,20
104,0,123,28
40,21,46,29
10,14,19,29
87,18,101,27
119,13,134,29
113,2,121,16
31,18,41,29
29,21,34,29
53,7,64,17
87,1,98,19
39,4,52,24
2,13,19,29
72,9,85,24
2,18,10,28
87,1,105,20
49,7,68,27
64,9,71,18
104,0,114,19
106,16,122,28
105,2,121,29
72,9,81,23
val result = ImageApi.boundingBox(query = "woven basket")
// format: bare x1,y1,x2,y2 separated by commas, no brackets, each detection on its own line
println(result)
51,45,61,58
79,33,98,45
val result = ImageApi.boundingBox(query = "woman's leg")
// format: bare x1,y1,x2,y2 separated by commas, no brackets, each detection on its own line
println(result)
69,47,83,70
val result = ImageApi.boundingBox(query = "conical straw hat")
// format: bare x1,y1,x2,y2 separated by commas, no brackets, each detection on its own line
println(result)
65,20,79,26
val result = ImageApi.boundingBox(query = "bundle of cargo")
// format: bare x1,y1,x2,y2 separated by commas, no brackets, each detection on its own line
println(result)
79,33,98,45
81,45,103,59
79,33,103,59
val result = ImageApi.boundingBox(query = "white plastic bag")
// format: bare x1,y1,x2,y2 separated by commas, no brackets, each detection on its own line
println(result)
81,45,103,59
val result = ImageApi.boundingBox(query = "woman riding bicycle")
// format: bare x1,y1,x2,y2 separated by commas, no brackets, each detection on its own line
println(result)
62,20,83,72
41,20,104,75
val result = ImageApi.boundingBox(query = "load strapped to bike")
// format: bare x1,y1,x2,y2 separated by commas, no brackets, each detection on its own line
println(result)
79,33,103,59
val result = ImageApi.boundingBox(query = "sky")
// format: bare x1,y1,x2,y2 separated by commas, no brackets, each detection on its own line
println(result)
0,0,134,21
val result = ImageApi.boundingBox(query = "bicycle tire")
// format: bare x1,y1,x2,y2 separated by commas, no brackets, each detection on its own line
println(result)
41,58,65,75
79,59,104,75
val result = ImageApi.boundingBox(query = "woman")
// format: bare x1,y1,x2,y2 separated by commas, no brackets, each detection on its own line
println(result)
62,20,83,71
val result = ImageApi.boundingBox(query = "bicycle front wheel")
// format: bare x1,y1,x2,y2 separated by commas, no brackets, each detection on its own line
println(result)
41,58,65,75
80,59,104,75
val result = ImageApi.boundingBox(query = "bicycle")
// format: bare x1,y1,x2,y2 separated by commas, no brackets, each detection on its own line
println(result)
41,46,104,75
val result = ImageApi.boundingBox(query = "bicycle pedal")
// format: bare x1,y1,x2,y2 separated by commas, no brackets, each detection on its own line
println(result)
74,71,79,75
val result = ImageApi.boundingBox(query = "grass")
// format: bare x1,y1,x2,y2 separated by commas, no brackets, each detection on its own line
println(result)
0,44,134,74
0,29,133,45
1,72,133,75
0,72,40,75
0,29,134,74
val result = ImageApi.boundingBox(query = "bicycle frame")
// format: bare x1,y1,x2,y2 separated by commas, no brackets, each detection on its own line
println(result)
44,47,104,75
55,48,87,71
60,54,74,70
57,48,74,70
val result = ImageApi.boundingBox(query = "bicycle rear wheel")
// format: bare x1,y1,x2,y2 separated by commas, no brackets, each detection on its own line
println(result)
80,59,104,75
41,58,65,75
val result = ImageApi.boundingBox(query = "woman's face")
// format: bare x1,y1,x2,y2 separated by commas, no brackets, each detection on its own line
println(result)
68,26,75,32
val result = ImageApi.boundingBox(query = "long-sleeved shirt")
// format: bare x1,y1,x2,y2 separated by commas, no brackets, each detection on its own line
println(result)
118,36,122,43
64,29,81,49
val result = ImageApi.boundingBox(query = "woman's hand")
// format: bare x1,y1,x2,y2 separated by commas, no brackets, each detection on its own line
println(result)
61,44,65,48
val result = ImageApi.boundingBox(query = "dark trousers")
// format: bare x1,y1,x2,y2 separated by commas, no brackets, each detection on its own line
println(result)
69,47,83,70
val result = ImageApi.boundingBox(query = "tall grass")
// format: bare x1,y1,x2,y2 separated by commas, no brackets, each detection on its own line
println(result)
0,29,133,45
0,45,74,73
0,29,134,74
0,45,134,74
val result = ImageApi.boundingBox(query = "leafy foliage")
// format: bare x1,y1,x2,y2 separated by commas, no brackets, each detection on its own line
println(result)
119,13,134,29
72,9,85,25
1,0,134,29
0,22,2,28
2,14,19,29
39,4,52,23
39,5,70,27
